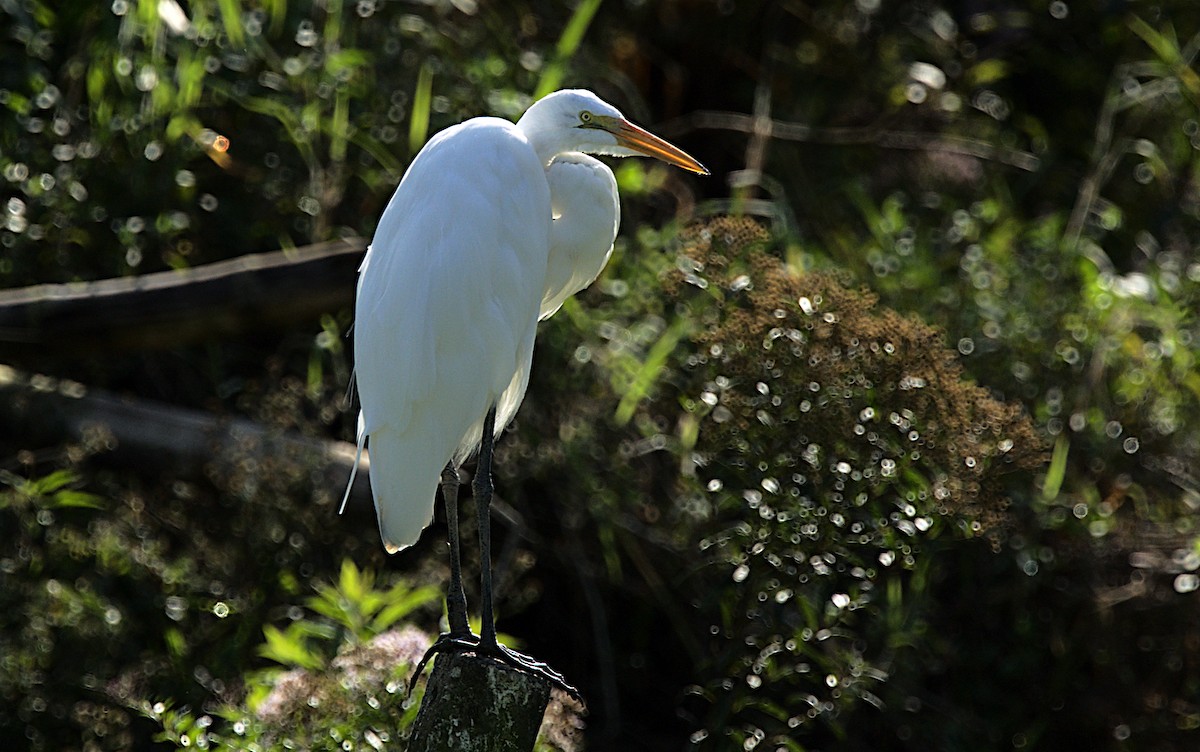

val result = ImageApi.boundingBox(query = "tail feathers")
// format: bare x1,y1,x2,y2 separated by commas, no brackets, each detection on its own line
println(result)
339,412,368,515
366,428,442,553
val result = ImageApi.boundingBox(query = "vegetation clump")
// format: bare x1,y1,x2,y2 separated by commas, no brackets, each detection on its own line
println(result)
652,217,1042,741
678,217,1042,531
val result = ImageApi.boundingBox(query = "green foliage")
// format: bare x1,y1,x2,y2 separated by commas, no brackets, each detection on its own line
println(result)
0,374,405,751
0,468,105,511
301,559,439,649
143,559,435,751
534,0,603,99
669,219,1042,741
507,216,1042,746
140,559,582,751
0,0,580,285
676,11,1200,744
5,0,1200,749
0,469,144,750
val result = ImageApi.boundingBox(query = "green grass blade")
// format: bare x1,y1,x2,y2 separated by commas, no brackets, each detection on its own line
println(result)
535,0,603,98
614,315,688,426
408,63,434,153
216,0,246,47
1042,434,1069,500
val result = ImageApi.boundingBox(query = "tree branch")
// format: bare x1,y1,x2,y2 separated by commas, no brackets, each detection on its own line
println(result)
0,364,374,521
0,238,366,366
665,110,1042,172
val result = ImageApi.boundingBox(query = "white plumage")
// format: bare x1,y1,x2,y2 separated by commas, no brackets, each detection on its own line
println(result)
345,89,707,554
541,153,619,319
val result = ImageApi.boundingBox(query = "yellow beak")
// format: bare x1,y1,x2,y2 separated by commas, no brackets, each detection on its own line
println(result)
603,117,710,176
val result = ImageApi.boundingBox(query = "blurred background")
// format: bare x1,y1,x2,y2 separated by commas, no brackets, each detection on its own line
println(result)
2,0,1200,749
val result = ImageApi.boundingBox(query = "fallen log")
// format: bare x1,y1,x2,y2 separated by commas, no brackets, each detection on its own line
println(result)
0,364,374,522
0,238,366,366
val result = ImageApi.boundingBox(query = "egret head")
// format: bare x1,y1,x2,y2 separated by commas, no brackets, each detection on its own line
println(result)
518,89,708,175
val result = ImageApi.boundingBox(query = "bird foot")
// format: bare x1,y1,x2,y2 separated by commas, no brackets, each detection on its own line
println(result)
408,631,581,704
478,641,583,704
408,630,479,696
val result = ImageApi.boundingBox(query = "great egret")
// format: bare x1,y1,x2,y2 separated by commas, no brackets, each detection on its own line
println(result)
345,89,707,688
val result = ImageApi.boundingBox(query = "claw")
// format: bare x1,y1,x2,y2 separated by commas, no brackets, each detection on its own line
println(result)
408,630,479,696
408,416,582,705
482,642,583,704
408,631,582,705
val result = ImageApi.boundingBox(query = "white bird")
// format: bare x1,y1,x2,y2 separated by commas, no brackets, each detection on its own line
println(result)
344,89,707,686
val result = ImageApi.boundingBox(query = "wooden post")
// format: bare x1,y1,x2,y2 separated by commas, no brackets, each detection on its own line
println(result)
409,653,551,752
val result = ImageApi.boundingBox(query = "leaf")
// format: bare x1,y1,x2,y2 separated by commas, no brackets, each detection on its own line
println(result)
164,627,188,660
166,113,200,143
408,62,434,153
347,127,405,176
50,490,105,510
3,91,30,116
1129,16,1182,66
257,625,324,670
614,315,690,425
307,348,324,400
338,558,366,602
306,585,349,624
325,49,370,76
174,53,207,110
29,2,55,26
1042,434,1069,500
1129,16,1200,101
32,469,78,495
369,584,440,633
264,0,287,33
967,58,1009,87
149,77,177,118
678,411,700,452
535,0,603,98
86,64,107,108
216,0,246,47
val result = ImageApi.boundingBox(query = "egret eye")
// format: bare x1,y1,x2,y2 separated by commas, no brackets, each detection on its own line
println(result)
579,111,593,125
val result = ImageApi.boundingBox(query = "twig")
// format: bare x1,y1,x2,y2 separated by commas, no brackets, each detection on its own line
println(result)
664,110,1042,172
1065,69,1179,249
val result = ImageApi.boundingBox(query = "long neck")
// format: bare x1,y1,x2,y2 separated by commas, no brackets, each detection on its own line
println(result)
516,116,572,166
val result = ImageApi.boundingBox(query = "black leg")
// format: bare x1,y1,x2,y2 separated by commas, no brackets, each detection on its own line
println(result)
441,463,471,639
474,406,500,649
470,406,581,700
409,406,581,703
407,464,479,693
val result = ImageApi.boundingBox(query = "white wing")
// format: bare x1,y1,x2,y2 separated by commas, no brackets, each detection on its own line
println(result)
353,117,550,552
539,153,620,320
